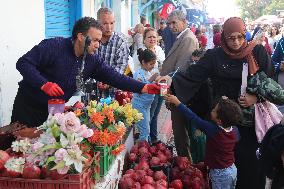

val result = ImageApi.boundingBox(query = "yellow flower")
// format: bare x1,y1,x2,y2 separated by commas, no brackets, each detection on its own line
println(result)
109,101,119,110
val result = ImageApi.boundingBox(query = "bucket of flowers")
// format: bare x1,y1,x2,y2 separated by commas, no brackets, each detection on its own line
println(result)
72,100,143,176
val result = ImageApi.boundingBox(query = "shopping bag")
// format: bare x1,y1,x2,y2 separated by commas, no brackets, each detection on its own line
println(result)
254,101,283,143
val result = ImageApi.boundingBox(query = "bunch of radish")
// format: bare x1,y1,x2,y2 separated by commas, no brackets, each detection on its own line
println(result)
128,141,173,167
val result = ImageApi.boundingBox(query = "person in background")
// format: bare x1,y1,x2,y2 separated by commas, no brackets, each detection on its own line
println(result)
253,27,272,55
157,20,166,49
133,24,145,55
268,26,280,52
195,29,208,49
140,16,147,27
142,28,165,143
272,37,284,91
245,30,252,41
213,32,222,48
97,7,129,74
157,20,167,37
11,17,160,128
132,49,159,141
161,9,199,159
213,24,222,48
164,95,242,189
162,24,176,56
187,48,211,163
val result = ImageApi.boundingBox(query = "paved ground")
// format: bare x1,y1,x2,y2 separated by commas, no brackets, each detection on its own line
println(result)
157,103,173,143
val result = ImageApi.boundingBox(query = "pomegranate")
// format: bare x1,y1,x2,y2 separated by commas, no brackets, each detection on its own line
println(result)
141,184,155,189
22,163,41,179
119,177,135,189
141,176,155,185
0,150,10,171
170,179,183,189
150,157,160,166
153,170,167,181
129,153,137,162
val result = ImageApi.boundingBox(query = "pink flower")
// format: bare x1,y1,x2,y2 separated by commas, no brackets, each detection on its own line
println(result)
77,124,94,138
58,112,81,134
54,148,68,163
32,142,44,152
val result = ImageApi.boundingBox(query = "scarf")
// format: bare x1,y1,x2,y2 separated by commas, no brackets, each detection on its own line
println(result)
221,17,259,75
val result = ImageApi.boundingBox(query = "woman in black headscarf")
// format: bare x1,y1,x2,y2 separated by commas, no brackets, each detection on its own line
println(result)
158,17,275,189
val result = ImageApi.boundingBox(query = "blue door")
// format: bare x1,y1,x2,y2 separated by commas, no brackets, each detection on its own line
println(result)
44,0,82,38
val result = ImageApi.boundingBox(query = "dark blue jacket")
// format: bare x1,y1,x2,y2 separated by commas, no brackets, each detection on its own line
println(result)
16,37,145,105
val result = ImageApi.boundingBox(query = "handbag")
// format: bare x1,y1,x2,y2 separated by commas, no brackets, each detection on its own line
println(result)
241,63,283,143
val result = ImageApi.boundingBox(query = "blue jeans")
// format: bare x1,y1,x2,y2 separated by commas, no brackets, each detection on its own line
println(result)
209,164,237,189
132,102,152,141
149,95,164,141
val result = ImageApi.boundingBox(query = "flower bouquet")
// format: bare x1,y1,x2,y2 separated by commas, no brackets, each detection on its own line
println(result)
75,100,143,147
29,112,93,176
71,100,143,176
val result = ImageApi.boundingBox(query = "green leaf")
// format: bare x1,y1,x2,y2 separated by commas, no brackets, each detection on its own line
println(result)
50,160,66,170
51,125,60,138
45,156,56,166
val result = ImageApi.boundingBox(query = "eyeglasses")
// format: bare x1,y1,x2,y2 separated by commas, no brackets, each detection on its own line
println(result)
226,35,245,42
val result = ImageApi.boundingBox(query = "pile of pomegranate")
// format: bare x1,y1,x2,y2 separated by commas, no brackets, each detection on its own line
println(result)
115,90,133,105
120,141,207,189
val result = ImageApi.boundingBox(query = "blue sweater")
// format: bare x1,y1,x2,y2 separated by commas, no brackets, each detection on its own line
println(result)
16,37,145,105
272,37,284,72
177,103,240,169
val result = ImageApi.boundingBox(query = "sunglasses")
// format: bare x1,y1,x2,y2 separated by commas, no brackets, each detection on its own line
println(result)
227,35,245,42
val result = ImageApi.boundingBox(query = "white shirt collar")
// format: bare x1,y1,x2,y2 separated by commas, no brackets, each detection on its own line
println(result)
177,28,189,39
219,126,233,133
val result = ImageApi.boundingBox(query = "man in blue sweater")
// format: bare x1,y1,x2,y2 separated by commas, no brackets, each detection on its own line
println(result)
11,17,160,128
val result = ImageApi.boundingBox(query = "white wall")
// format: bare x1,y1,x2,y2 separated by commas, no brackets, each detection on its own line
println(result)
0,1,45,126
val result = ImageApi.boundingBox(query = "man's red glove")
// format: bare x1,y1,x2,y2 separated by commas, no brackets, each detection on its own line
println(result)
141,84,161,94
41,82,64,96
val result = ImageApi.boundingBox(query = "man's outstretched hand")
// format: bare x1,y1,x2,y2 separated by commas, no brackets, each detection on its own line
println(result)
141,84,161,94
41,82,64,96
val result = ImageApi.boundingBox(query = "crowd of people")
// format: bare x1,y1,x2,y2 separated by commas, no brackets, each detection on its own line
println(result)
11,5,284,189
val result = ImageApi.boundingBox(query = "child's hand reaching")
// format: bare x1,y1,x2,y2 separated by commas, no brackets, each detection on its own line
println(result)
164,94,181,106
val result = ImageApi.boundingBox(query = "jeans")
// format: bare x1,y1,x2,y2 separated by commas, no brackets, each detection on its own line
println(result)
149,95,164,141
209,164,237,189
132,101,152,141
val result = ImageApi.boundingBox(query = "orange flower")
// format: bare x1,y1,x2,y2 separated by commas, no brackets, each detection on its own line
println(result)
103,107,115,123
111,144,125,155
74,109,83,117
90,112,105,126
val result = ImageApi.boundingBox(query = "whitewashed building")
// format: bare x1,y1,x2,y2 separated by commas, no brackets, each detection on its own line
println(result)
0,0,139,126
